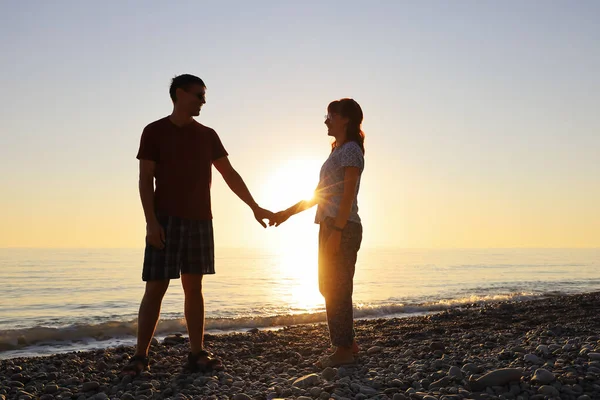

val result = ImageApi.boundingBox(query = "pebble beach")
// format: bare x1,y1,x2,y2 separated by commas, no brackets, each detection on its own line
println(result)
2,291,600,400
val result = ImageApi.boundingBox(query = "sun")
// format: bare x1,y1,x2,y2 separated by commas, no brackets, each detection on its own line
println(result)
261,159,322,208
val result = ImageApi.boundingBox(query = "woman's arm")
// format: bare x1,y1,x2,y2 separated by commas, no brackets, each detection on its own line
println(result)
333,166,360,229
270,188,319,226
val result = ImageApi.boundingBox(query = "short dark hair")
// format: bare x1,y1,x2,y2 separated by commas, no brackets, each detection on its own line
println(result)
169,74,206,103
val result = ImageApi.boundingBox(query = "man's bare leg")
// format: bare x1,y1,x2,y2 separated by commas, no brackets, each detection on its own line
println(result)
181,274,204,354
134,280,170,357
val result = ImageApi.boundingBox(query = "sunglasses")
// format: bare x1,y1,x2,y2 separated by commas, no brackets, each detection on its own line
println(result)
185,90,206,102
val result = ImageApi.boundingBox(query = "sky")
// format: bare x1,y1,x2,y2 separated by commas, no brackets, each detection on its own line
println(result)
0,1,599,249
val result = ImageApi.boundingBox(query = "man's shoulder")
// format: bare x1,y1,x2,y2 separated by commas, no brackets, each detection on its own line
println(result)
143,116,170,133
193,120,217,135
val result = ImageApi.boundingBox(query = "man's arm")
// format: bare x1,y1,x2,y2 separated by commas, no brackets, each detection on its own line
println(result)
139,160,157,224
213,156,273,228
139,160,165,248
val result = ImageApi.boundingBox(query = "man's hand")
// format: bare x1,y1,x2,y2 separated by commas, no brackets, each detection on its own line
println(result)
269,210,292,227
146,220,165,249
325,230,342,256
253,206,275,228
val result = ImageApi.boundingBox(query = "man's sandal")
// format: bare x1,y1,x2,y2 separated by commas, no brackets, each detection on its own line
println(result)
121,354,149,376
185,350,224,373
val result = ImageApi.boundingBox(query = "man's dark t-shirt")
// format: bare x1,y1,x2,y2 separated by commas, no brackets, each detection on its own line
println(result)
136,117,228,220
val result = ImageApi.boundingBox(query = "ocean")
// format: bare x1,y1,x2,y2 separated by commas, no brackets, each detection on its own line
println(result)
1,247,599,359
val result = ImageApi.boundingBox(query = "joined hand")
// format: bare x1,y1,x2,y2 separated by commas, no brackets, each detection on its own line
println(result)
253,206,275,228
268,210,291,227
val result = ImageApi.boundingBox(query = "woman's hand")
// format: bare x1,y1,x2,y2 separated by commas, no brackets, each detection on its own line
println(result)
270,210,292,227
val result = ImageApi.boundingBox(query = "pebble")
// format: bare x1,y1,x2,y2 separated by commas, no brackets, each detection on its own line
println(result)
524,354,542,364
0,292,599,400
588,352,600,361
538,385,560,397
469,368,523,391
531,368,555,385
293,373,320,388
82,381,100,392
462,363,479,374
44,384,59,394
321,367,337,381
233,395,252,400
448,366,463,380
360,386,378,395
430,342,445,351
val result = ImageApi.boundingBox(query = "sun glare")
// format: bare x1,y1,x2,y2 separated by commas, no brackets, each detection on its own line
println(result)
262,159,325,311
262,159,321,208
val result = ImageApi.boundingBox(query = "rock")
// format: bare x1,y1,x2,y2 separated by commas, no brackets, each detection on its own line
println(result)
232,381,245,388
194,376,217,386
163,334,185,345
44,384,59,394
531,369,555,385
121,374,133,385
538,385,559,397
233,395,252,400
93,394,108,400
536,345,549,355
469,368,523,391
430,377,451,389
360,386,378,395
423,396,438,400
150,337,159,346
367,346,383,355
588,352,600,361
99,362,112,374
462,363,479,374
524,354,541,364
322,367,337,381
430,342,445,351
120,394,135,400
292,374,320,388
393,394,408,400
449,366,463,380
309,387,322,397
577,396,591,400
297,397,312,400
247,328,259,334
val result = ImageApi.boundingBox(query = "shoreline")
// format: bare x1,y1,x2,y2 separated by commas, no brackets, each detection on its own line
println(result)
1,291,600,399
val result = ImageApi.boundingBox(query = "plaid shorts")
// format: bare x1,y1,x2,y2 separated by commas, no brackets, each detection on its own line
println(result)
142,215,215,281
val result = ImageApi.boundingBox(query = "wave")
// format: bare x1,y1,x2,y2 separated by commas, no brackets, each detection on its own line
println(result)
0,291,551,352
